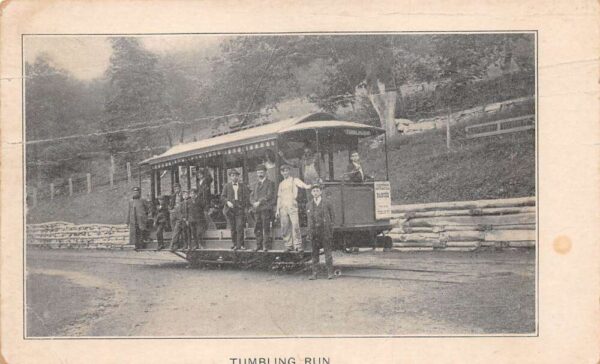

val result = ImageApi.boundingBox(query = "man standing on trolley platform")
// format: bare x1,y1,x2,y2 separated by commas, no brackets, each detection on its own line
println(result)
221,169,250,250
250,164,276,252
126,186,149,250
188,188,207,249
306,183,335,280
170,190,189,251
275,164,312,253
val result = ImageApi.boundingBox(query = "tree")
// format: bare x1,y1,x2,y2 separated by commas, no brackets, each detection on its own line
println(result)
104,37,171,156
25,55,97,185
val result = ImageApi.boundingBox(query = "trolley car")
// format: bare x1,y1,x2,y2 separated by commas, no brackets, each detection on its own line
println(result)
140,112,393,267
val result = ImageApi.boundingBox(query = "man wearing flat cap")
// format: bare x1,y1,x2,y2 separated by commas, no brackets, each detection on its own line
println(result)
250,164,276,251
221,168,250,250
306,183,335,279
126,186,149,250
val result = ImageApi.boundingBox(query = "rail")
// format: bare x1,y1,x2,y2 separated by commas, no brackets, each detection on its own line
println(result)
465,114,535,139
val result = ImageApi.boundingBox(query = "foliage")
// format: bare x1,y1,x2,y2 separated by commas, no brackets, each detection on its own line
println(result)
25,55,105,184
25,34,535,186
104,37,171,155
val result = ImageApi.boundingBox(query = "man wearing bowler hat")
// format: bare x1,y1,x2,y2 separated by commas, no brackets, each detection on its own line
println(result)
250,164,276,251
221,168,250,250
126,186,149,250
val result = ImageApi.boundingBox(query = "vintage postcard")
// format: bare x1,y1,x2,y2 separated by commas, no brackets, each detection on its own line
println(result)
1,1,598,363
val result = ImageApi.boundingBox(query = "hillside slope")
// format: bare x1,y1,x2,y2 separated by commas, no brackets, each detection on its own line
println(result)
378,128,535,204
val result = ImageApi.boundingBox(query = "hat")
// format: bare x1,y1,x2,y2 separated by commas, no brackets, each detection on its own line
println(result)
280,164,291,171
228,169,240,175
310,184,323,191
256,164,267,172
132,187,140,192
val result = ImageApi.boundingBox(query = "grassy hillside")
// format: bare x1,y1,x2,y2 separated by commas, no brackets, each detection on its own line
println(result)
364,123,535,204
27,183,132,225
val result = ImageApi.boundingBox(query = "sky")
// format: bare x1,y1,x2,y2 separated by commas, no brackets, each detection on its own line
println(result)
23,35,224,80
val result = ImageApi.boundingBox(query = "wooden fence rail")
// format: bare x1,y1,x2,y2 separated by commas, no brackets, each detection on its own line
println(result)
465,114,534,139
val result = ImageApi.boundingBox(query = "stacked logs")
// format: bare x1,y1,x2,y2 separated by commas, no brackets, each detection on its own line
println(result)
27,222,130,249
390,197,535,251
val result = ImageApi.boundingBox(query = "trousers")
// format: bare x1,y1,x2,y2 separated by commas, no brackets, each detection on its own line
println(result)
226,208,246,248
188,220,206,249
156,223,166,248
254,209,273,250
170,219,188,250
279,205,302,250
310,228,333,274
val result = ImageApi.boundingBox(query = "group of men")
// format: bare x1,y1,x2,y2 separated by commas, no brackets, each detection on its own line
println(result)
127,150,369,280
220,162,335,279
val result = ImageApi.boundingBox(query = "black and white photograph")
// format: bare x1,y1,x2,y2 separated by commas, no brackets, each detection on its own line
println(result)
23,32,537,338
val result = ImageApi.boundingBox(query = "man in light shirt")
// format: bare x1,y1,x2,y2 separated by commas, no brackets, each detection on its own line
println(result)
275,164,312,252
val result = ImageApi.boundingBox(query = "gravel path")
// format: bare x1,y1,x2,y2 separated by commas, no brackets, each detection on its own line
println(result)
26,248,535,337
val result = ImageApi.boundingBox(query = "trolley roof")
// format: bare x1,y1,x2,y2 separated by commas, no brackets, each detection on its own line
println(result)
141,112,384,168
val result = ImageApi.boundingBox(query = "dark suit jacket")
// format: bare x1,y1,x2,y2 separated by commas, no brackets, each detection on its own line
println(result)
187,196,206,222
154,204,170,226
306,198,335,240
198,175,213,203
221,182,250,215
127,198,148,230
169,191,183,210
171,198,188,221
250,178,276,212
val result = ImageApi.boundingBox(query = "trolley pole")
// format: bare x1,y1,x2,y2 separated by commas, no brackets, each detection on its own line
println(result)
110,155,115,187
127,162,132,185
446,108,452,153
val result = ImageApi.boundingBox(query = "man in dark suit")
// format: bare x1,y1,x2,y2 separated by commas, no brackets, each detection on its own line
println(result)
221,169,250,250
345,151,369,183
153,195,170,250
170,190,189,252
197,168,213,205
188,188,207,249
250,164,276,251
169,182,184,238
306,184,335,279
126,186,149,250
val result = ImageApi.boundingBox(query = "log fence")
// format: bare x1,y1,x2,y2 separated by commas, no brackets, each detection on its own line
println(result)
389,196,536,251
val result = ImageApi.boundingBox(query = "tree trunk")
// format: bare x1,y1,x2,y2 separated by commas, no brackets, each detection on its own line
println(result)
367,88,398,139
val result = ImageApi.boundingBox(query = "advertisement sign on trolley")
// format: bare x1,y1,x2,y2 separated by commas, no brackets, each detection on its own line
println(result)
374,181,392,220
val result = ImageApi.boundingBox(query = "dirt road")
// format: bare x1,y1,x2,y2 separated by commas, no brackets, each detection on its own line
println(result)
26,248,535,337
